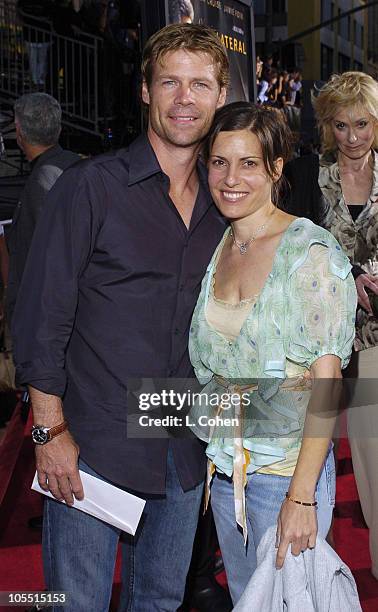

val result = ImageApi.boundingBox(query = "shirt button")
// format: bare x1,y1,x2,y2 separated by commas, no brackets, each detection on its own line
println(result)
174,328,179,335
179,284,184,292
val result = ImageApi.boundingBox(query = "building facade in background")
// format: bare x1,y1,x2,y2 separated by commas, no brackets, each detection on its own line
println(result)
367,1,378,78
253,0,371,80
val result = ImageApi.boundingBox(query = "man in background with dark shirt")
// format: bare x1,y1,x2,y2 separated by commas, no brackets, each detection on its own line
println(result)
7,93,79,324
12,24,228,611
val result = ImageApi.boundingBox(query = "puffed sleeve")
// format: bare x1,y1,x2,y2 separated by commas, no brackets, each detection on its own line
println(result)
284,237,357,370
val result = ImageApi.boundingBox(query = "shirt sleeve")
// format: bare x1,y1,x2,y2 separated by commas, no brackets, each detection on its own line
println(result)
12,162,106,396
284,241,357,370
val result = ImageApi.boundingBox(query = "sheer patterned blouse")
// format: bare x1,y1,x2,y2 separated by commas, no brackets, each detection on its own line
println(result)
188,218,357,480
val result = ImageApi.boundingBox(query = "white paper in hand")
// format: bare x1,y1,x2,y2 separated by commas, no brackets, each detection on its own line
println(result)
31,470,145,535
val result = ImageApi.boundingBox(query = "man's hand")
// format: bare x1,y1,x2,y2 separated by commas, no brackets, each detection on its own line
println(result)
29,386,84,505
275,498,317,569
355,273,378,313
35,430,84,505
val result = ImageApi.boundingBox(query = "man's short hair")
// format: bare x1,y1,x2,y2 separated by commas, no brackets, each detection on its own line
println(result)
142,23,230,91
14,93,62,146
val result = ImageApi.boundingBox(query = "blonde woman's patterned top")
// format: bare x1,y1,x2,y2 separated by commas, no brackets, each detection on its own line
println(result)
320,150,378,351
188,218,357,480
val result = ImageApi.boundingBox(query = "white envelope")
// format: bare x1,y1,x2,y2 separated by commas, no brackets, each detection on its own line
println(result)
31,470,145,535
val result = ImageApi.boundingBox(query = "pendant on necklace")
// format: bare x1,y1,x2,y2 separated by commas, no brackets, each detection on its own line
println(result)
239,243,248,255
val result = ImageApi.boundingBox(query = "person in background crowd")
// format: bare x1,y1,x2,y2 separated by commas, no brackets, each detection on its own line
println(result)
255,55,263,84
12,24,229,612
257,70,279,106
257,71,271,105
289,68,302,106
262,53,274,77
18,0,52,88
265,70,279,106
188,101,356,605
277,71,290,107
281,71,302,132
6,93,79,326
283,71,378,581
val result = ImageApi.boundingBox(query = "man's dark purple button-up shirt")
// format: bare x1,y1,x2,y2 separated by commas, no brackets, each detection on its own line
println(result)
12,134,226,494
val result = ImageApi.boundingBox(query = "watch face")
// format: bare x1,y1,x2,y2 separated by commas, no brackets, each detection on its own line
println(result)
32,427,49,445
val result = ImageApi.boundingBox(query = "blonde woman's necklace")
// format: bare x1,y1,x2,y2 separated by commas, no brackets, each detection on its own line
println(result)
230,216,273,255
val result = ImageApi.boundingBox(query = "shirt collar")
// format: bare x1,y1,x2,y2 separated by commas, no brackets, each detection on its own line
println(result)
128,133,162,186
196,158,213,207
30,144,63,170
127,133,212,207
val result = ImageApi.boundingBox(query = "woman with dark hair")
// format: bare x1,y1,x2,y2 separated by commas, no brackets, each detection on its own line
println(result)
188,102,357,603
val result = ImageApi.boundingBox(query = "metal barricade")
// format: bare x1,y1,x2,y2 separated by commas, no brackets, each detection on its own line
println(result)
0,0,104,136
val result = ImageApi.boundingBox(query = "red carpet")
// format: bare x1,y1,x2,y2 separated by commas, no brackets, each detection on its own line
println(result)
332,438,378,612
1,410,377,611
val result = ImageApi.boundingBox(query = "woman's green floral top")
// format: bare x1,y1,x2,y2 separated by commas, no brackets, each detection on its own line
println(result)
188,218,357,477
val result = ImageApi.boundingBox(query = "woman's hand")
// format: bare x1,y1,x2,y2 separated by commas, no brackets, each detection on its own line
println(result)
273,355,341,569
355,273,378,313
275,497,318,569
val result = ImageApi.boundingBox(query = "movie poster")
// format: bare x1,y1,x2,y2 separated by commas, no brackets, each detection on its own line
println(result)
166,0,253,102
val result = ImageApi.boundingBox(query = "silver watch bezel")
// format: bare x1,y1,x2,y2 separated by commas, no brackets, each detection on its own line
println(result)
31,425,50,445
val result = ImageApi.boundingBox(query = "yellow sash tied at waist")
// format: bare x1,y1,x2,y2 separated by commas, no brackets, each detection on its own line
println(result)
203,375,311,544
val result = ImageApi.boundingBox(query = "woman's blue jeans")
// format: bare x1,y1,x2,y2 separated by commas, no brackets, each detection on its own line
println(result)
211,448,336,605
42,449,203,611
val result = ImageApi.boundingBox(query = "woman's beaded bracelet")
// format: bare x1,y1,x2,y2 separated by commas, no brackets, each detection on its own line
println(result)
285,492,317,507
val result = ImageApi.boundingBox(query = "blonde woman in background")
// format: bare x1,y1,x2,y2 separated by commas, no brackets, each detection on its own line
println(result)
285,71,378,580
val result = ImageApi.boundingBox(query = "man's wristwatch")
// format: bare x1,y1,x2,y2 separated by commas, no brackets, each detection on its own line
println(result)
31,420,68,445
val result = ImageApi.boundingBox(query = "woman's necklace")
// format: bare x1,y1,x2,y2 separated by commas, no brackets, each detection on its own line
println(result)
230,216,273,255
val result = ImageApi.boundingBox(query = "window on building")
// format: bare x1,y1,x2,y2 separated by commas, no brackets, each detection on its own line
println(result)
321,0,332,24
338,9,349,39
253,0,265,14
338,53,350,72
354,23,364,48
272,0,286,12
321,44,334,81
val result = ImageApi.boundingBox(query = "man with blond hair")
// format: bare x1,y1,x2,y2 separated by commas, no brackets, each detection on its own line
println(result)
13,24,229,611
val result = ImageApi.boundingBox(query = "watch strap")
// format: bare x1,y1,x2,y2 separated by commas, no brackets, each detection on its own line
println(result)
46,420,68,441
